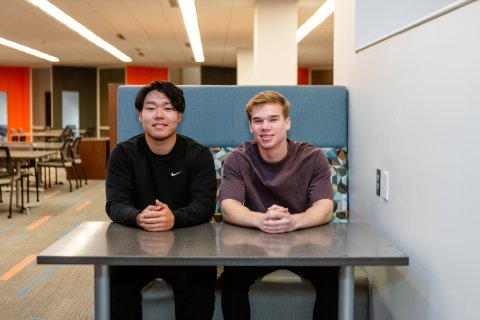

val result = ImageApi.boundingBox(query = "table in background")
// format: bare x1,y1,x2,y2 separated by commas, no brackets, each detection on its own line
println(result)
38,221,409,320
31,129,86,141
8,150,57,212
4,141,64,151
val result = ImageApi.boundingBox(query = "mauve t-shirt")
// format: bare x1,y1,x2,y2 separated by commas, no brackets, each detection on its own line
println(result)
219,140,333,214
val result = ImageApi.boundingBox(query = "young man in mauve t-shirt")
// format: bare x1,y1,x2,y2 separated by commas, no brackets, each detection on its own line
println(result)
219,90,339,320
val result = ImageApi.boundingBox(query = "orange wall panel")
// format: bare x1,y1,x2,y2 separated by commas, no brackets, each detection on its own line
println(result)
0,66,31,140
297,67,310,85
126,66,168,85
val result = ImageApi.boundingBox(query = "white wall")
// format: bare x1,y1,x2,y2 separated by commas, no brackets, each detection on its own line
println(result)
355,0,456,47
335,1,480,319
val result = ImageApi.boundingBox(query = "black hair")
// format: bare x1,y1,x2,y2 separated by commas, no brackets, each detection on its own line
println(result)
134,80,185,113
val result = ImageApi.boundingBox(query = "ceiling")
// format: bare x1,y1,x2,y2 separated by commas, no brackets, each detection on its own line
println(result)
0,0,333,69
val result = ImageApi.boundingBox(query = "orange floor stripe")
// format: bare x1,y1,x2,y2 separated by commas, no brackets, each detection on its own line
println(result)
26,215,52,230
75,200,91,212
0,255,36,281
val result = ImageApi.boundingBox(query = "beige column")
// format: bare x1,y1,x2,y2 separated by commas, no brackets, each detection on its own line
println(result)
237,48,254,85
253,0,297,84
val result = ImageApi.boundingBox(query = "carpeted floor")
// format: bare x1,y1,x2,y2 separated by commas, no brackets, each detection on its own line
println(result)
0,172,109,320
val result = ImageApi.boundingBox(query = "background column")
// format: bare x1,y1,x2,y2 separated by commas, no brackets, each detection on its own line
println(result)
253,0,297,84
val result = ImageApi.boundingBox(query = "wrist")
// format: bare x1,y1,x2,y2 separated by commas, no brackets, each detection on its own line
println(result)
135,211,142,227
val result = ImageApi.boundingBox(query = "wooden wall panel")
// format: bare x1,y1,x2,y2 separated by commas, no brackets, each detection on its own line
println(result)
78,138,110,179
52,66,97,130
108,83,121,151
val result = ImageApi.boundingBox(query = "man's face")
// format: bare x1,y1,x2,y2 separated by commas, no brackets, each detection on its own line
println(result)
139,90,182,142
249,102,290,152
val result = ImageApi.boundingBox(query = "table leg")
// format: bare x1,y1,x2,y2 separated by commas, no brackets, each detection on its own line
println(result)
34,163,39,202
94,264,110,320
338,266,354,320
14,162,24,212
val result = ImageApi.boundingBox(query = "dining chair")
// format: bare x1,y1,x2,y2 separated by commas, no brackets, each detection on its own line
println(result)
11,142,37,205
17,128,27,141
84,126,96,137
9,128,19,141
37,138,79,192
47,127,72,142
0,146,16,218
0,125,7,140
70,137,87,186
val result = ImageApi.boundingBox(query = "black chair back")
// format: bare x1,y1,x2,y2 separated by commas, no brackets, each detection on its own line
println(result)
9,128,19,141
0,146,14,177
71,137,82,159
18,128,27,141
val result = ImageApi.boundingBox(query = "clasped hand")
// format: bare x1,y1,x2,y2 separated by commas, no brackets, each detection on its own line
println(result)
136,199,175,232
259,204,297,234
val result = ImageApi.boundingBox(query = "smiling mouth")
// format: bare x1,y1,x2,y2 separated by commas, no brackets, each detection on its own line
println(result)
260,134,273,139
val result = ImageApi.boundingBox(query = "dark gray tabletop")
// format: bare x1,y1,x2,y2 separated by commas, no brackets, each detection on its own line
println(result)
37,222,408,267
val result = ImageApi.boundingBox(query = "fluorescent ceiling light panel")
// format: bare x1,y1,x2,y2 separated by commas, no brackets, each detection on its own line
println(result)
296,0,335,43
26,0,132,62
178,0,204,62
0,37,60,62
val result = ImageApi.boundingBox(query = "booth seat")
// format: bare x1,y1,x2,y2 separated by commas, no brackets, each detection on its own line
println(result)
117,85,367,319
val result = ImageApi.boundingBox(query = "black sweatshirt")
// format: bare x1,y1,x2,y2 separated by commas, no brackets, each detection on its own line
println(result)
105,134,217,229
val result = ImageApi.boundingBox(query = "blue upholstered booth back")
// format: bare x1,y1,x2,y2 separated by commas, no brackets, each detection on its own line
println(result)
117,85,349,222
117,85,348,148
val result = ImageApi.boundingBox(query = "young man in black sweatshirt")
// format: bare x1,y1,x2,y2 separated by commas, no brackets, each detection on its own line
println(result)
105,81,217,320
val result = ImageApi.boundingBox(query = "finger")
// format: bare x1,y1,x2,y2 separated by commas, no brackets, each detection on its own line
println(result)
144,205,159,212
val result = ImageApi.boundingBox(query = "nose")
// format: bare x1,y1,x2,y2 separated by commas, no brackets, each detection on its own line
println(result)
154,107,165,118
260,120,270,130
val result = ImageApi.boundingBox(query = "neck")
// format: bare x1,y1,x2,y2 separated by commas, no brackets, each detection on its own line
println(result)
258,140,288,163
145,134,177,155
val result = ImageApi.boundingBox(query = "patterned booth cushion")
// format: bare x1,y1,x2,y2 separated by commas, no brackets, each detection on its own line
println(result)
211,147,348,223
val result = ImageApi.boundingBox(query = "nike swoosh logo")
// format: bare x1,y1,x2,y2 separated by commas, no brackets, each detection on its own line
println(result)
170,171,182,177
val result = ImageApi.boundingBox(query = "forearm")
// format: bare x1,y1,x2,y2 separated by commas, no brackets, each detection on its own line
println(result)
291,199,334,230
221,199,264,229
105,145,140,227
173,202,215,228
106,201,140,227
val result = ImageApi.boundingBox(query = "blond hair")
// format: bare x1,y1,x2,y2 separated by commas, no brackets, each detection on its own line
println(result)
245,90,290,122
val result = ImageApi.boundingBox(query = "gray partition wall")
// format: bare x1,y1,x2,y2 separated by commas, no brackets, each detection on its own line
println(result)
52,66,97,130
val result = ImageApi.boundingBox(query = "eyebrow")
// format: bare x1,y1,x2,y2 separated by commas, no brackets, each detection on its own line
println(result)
252,115,280,120
143,100,172,107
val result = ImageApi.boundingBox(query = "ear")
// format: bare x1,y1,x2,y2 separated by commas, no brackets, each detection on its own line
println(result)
249,122,253,133
285,117,291,131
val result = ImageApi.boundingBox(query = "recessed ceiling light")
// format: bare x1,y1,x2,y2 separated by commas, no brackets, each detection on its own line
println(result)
0,37,59,62
26,0,132,62
178,0,204,63
296,0,335,43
